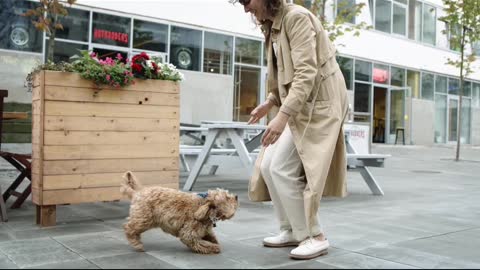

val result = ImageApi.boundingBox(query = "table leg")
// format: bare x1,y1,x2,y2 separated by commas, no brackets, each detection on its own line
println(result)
227,129,253,169
183,129,220,191
36,205,56,227
358,167,384,195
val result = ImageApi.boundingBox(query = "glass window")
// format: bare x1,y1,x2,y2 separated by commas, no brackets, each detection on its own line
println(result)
45,40,88,63
0,0,43,52
337,56,353,90
391,67,405,87
375,0,391,33
435,75,447,94
434,94,447,143
170,26,202,71
235,37,261,65
263,42,267,67
407,70,420,98
133,20,168,52
408,0,423,41
448,78,459,95
421,73,434,100
463,81,472,98
203,32,233,75
473,83,480,107
337,0,356,24
354,83,371,113
54,8,89,42
393,3,407,35
0,50,42,103
92,12,131,48
436,9,449,49
355,60,372,82
422,3,436,45
373,64,389,84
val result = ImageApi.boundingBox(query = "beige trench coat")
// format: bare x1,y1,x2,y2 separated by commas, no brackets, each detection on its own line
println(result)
261,2,349,232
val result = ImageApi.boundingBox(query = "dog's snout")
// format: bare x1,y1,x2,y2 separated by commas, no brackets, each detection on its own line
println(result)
235,195,238,201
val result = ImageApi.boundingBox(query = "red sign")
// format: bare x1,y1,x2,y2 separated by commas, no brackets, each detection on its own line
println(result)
93,29,129,44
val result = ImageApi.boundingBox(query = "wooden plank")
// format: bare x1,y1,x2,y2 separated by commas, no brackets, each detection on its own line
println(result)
32,100,41,115
2,112,28,120
44,131,177,146
44,101,178,119
36,205,56,227
43,157,178,175
43,144,178,160
44,116,179,132
32,71,42,88
41,183,179,205
43,170,178,190
32,187,41,205
32,71,45,204
45,86,179,106
44,71,180,93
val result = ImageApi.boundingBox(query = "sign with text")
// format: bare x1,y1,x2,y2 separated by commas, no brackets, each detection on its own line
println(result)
344,123,370,154
93,29,129,44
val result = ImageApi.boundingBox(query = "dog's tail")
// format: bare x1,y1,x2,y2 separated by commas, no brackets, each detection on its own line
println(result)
121,171,143,200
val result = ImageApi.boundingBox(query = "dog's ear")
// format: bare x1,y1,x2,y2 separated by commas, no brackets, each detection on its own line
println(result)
194,202,214,221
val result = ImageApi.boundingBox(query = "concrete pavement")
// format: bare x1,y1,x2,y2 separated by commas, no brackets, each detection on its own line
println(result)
0,143,479,269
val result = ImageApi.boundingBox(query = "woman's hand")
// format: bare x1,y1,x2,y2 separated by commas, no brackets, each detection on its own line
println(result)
247,100,274,125
262,112,289,147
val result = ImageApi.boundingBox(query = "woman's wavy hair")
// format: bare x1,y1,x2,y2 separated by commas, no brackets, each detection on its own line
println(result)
229,0,283,25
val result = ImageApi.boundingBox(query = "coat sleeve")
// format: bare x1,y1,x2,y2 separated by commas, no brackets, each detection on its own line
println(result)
279,12,318,117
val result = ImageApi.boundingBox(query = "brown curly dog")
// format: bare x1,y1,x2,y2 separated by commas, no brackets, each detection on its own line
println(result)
120,171,239,254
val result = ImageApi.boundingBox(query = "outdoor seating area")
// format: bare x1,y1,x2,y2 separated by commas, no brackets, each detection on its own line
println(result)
179,120,390,195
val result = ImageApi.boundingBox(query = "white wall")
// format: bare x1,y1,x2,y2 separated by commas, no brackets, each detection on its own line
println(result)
179,71,233,125
411,98,435,145
76,0,263,39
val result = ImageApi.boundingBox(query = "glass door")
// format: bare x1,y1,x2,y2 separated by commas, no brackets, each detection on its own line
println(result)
387,87,407,144
233,65,261,122
448,96,459,143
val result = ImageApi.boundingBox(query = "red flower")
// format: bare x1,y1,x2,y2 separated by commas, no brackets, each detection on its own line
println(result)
132,63,143,73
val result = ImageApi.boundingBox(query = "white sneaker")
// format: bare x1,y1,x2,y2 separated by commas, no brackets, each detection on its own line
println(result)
289,238,329,260
263,230,300,247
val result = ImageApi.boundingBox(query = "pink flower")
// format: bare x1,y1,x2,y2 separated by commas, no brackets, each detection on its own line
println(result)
90,52,97,58
106,75,111,81
116,53,123,61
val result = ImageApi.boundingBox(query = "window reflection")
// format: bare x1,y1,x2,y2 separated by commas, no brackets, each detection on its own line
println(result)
233,65,260,122
235,37,261,65
204,32,233,75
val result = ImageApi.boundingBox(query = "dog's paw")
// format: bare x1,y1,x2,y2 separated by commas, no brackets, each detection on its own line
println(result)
133,245,145,252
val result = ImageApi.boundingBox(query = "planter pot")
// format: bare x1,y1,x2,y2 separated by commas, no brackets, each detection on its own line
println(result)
32,71,180,226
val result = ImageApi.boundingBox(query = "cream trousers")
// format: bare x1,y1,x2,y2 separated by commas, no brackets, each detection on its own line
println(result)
260,124,323,241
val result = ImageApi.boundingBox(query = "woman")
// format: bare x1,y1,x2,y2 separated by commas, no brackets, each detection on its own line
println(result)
236,0,349,260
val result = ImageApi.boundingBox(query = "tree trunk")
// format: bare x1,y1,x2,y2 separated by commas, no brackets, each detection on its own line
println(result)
455,26,466,162
46,14,58,63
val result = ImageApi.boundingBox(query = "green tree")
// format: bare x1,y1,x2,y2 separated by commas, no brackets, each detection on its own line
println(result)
24,0,77,62
440,0,480,161
293,0,371,43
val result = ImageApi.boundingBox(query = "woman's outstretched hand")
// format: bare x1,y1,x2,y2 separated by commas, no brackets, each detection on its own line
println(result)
262,112,289,147
247,100,274,125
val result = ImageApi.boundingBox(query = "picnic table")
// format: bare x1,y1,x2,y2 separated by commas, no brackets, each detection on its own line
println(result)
181,121,266,191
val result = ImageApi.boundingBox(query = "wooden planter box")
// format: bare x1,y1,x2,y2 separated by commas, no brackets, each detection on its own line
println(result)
32,71,180,226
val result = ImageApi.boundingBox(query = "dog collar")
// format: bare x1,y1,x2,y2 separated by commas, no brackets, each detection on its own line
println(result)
197,192,208,199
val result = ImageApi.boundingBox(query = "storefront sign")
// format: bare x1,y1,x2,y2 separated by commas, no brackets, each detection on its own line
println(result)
93,29,128,44
344,123,370,154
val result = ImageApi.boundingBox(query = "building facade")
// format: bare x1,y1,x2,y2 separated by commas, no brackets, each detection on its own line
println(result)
0,0,479,145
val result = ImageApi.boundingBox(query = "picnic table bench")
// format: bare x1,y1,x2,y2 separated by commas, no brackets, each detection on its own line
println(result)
180,121,390,195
